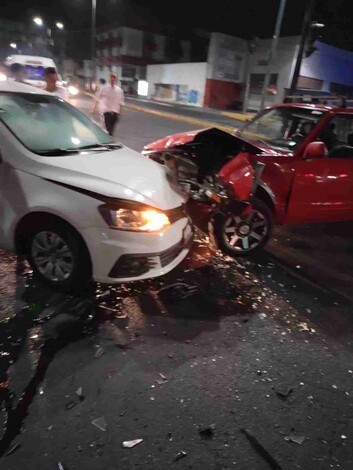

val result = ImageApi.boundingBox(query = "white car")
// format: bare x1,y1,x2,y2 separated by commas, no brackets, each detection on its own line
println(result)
0,81,192,290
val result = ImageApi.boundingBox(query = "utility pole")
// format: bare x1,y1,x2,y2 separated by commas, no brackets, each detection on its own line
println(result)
59,37,66,76
288,0,316,95
91,0,97,88
260,0,287,110
242,37,258,114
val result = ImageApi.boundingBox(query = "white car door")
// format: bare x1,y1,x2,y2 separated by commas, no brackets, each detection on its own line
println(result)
0,137,21,251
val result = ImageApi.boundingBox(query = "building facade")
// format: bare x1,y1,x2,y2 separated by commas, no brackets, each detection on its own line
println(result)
96,25,353,110
147,62,208,107
95,24,198,93
146,32,247,109
245,36,300,110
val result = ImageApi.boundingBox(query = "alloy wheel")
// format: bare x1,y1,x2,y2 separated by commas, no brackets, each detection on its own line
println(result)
223,210,268,253
31,231,75,282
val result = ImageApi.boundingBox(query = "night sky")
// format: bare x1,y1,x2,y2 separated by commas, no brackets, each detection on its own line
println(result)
3,0,353,58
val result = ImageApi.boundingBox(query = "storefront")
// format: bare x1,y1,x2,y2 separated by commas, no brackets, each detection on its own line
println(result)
146,62,207,107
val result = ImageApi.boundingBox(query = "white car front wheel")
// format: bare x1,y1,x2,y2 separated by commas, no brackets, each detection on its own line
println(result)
26,219,92,291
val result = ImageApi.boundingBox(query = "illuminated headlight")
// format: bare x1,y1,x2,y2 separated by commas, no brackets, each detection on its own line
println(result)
100,207,170,232
68,85,79,96
0,73,7,81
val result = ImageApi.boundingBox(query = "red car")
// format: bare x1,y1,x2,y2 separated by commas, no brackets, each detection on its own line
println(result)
142,102,353,256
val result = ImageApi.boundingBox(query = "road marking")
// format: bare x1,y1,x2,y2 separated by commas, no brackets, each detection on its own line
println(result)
221,111,255,121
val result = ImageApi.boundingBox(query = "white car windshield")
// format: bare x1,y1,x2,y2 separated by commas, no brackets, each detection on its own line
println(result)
236,106,327,151
0,92,116,155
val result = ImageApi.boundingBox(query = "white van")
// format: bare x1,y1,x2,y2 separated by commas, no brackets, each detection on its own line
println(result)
4,54,58,89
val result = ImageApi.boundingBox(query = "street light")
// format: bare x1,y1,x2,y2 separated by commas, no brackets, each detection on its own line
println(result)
32,17,66,74
91,0,97,87
33,16,51,42
304,21,325,58
311,21,325,29
10,43,17,49
32,17,65,39
33,17,43,27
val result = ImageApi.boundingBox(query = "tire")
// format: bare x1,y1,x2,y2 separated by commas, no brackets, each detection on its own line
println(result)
212,197,273,257
25,218,92,291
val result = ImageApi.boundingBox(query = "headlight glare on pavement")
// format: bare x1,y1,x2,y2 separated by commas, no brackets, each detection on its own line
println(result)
68,85,79,96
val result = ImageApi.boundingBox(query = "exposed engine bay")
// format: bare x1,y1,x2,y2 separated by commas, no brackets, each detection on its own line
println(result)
143,128,263,203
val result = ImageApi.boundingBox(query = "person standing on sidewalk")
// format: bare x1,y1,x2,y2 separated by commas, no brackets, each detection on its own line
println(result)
92,73,124,136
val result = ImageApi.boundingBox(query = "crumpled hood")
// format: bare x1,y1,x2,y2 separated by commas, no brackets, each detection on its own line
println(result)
144,127,292,157
144,129,207,151
26,146,186,210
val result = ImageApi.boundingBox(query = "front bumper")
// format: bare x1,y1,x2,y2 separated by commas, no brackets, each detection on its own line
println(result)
81,218,192,284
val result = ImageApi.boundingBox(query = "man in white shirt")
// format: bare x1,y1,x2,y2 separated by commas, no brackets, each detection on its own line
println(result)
92,72,124,136
44,67,69,101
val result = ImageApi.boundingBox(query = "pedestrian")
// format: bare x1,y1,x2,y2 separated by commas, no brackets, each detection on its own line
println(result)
44,67,69,100
95,77,106,94
92,72,124,136
10,63,27,83
94,78,106,127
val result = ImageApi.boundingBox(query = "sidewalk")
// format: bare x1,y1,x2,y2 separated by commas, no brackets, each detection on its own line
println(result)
127,96,254,120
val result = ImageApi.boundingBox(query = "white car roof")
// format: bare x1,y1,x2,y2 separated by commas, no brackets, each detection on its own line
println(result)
4,55,56,68
0,80,51,95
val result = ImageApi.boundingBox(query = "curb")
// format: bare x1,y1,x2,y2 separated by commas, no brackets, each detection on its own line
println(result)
221,111,255,121
85,92,236,133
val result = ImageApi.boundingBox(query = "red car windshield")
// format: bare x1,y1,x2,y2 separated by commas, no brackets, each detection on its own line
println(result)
236,106,327,152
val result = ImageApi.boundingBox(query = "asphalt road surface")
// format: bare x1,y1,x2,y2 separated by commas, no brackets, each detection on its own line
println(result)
0,95,353,470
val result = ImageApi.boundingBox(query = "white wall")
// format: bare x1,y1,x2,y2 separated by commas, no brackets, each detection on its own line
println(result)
147,62,207,106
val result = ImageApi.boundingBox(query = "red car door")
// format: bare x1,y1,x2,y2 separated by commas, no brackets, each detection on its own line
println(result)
285,113,353,224
285,157,353,223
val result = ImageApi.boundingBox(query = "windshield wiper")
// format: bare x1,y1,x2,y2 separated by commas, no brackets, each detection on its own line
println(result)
76,143,123,150
36,143,123,156
75,143,110,150
36,148,81,156
102,142,123,149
